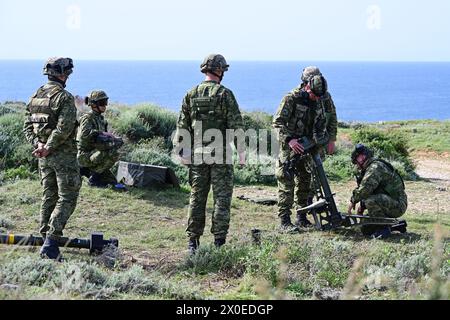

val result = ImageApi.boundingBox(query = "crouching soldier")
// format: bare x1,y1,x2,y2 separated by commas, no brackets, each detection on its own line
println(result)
77,90,126,190
348,144,408,238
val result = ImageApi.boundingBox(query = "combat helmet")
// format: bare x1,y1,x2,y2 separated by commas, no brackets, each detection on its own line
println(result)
43,57,74,77
85,90,109,106
301,66,322,82
351,144,374,164
200,54,229,74
309,75,328,97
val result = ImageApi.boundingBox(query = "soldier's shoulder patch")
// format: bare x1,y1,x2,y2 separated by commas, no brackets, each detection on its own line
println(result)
283,92,296,102
222,86,235,98
54,89,73,101
187,85,200,96
368,160,385,172
79,113,91,121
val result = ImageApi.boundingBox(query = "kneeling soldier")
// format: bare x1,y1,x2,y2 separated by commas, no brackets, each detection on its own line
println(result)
77,90,125,190
348,144,408,238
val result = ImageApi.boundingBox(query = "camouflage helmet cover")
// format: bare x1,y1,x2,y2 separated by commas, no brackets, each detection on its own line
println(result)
309,75,328,97
43,57,74,76
301,66,322,82
200,54,229,73
86,90,109,106
351,144,374,164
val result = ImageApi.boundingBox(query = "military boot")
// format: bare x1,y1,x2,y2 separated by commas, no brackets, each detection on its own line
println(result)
188,237,200,255
296,211,313,228
280,215,299,233
79,167,91,178
391,220,407,234
88,172,108,188
214,238,226,248
40,237,62,261
371,226,392,239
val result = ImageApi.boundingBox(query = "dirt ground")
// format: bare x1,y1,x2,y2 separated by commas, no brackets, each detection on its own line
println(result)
414,152,450,187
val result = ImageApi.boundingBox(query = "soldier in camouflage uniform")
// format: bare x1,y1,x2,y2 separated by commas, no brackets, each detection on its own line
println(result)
174,54,245,254
273,75,330,233
23,57,81,260
348,144,408,238
77,90,125,190
301,66,339,220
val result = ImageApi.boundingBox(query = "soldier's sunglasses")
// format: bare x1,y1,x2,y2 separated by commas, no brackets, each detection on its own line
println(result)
96,99,108,107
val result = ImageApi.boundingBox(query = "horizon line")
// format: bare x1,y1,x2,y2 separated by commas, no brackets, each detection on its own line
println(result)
1,59,450,63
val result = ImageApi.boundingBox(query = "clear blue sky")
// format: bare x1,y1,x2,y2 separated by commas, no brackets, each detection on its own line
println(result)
1,0,449,61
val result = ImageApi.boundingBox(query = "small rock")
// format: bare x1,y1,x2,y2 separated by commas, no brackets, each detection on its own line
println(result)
0,284,19,291
437,186,447,192
313,288,341,300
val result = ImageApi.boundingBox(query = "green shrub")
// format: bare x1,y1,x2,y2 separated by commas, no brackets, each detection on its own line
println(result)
183,244,249,277
242,112,272,131
109,109,152,142
0,113,37,172
245,242,281,286
242,112,275,156
108,104,177,145
136,104,177,138
0,256,202,300
3,166,38,181
0,104,18,116
234,162,277,185
323,148,355,181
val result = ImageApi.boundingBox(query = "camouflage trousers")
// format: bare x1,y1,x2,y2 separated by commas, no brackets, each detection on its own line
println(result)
364,193,408,219
275,148,312,218
39,151,81,240
186,164,234,240
77,148,119,175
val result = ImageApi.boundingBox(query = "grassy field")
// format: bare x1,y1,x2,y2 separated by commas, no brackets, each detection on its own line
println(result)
0,102,449,300
0,166,449,300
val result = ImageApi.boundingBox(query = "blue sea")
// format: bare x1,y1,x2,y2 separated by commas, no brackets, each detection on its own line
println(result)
1,60,449,122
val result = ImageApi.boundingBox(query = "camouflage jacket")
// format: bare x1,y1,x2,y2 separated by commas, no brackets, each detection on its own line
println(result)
351,158,406,203
23,81,77,153
273,87,329,148
77,110,108,152
321,92,338,141
300,83,338,141
175,80,244,162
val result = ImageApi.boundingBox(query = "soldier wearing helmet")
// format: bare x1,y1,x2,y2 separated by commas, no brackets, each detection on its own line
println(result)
348,144,408,238
273,74,329,233
174,54,244,254
76,90,125,190
301,66,339,209
23,57,80,260
301,66,338,155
